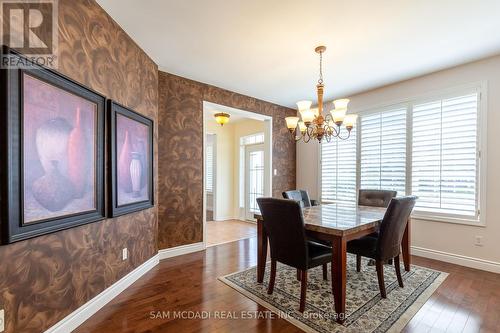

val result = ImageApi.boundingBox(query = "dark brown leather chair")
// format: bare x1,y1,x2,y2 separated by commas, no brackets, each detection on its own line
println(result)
256,198,331,312
347,196,417,298
358,189,397,207
283,190,328,247
282,190,319,208
358,189,398,244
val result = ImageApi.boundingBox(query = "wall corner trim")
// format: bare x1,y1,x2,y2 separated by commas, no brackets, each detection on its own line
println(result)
411,246,500,274
158,242,205,260
44,254,159,333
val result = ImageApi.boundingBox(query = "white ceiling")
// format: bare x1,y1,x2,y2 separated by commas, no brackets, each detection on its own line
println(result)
97,0,500,108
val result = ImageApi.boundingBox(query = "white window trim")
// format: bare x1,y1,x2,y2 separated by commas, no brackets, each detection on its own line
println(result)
319,82,488,227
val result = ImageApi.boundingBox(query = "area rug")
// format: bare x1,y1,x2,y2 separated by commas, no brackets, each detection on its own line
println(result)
219,255,447,332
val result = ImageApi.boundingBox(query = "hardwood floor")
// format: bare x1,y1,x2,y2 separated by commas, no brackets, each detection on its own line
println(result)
76,238,500,333
206,219,257,247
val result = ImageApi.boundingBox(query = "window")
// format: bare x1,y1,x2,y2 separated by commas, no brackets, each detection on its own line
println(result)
240,132,264,145
239,132,265,208
412,94,479,218
361,107,407,195
320,127,357,203
319,87,483,223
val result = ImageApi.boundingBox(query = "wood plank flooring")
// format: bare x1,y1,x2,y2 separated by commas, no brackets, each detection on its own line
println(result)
76,238,500,333
206,219,257,247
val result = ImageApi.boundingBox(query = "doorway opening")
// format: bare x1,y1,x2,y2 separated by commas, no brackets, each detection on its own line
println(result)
203,102,272,248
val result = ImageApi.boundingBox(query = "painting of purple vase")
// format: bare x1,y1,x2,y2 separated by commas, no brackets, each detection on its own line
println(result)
1,47,106,245
23,74,97,224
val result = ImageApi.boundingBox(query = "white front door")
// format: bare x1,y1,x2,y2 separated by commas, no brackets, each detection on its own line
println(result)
245,144,265,220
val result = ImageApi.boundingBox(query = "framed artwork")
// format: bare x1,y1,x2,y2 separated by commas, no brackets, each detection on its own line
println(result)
108,101,154,217
0,47,106,244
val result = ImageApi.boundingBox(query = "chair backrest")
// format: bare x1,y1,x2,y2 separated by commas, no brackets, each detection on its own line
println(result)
376,196,417,261
282,190,312,208
257,198,309,270
358,189,397,208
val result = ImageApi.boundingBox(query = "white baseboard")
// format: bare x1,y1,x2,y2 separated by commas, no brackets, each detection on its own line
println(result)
44,254,159,333
45,243,206,332
411,246,500,274
158,242,205,260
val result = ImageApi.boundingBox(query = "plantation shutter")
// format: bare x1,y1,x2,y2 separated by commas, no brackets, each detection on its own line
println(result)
360,108,407,195
320,127,357,203
412,93,479,217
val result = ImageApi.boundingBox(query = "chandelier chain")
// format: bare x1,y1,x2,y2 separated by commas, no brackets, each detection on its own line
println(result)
318,50,323,84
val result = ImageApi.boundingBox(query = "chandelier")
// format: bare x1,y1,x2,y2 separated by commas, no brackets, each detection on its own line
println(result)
285,46,357,143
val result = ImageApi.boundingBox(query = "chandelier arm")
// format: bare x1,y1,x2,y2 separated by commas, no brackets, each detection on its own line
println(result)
325,131,332,143
306,125,314,139
289,127,302,142
337,129,352,140
303,133,311,143
329,124,340,137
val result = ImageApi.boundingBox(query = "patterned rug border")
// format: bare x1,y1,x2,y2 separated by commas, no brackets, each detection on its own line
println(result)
218,263,448,333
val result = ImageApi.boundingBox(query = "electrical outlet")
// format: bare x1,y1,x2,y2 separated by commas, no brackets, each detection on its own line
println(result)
474,236,484,247
0,309,5,333
122,248,128,260
273,169,277,176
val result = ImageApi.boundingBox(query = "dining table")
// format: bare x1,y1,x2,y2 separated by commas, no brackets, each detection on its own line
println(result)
254,203,412,324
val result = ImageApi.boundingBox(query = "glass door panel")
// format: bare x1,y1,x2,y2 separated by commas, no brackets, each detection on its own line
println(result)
245,144,264,220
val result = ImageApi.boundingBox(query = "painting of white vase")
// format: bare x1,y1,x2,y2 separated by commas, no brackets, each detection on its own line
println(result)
116,113,150,206
130,152,143,198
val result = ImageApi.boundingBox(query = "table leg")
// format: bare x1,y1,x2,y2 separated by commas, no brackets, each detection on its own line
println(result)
257,220,268,283
402,217,411,272
332,236,347,323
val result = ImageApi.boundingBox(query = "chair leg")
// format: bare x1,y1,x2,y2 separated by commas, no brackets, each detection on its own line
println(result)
356,255,361,272
322,263,328,280
375,260,387,298
299,270,308,312
394,255,404,288
267,260,277,294
296,269,301,281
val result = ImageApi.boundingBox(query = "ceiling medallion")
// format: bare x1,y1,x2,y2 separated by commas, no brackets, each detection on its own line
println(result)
285,46,357,143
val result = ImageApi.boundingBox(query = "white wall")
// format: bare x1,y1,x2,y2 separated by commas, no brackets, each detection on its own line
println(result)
297,55,500,269
206,121,235,220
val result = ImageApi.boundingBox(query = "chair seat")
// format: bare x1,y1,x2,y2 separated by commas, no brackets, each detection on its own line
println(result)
308,241,332,268
347,236,378,259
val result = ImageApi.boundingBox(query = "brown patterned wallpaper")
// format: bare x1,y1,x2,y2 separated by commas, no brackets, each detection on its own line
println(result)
0,1,158,332
158,72,296,249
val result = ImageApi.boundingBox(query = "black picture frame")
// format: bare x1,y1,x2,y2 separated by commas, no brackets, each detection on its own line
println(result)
108,100,154,217
0,46,106,244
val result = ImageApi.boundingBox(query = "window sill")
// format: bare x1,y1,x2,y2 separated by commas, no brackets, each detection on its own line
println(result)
411,213,486,227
